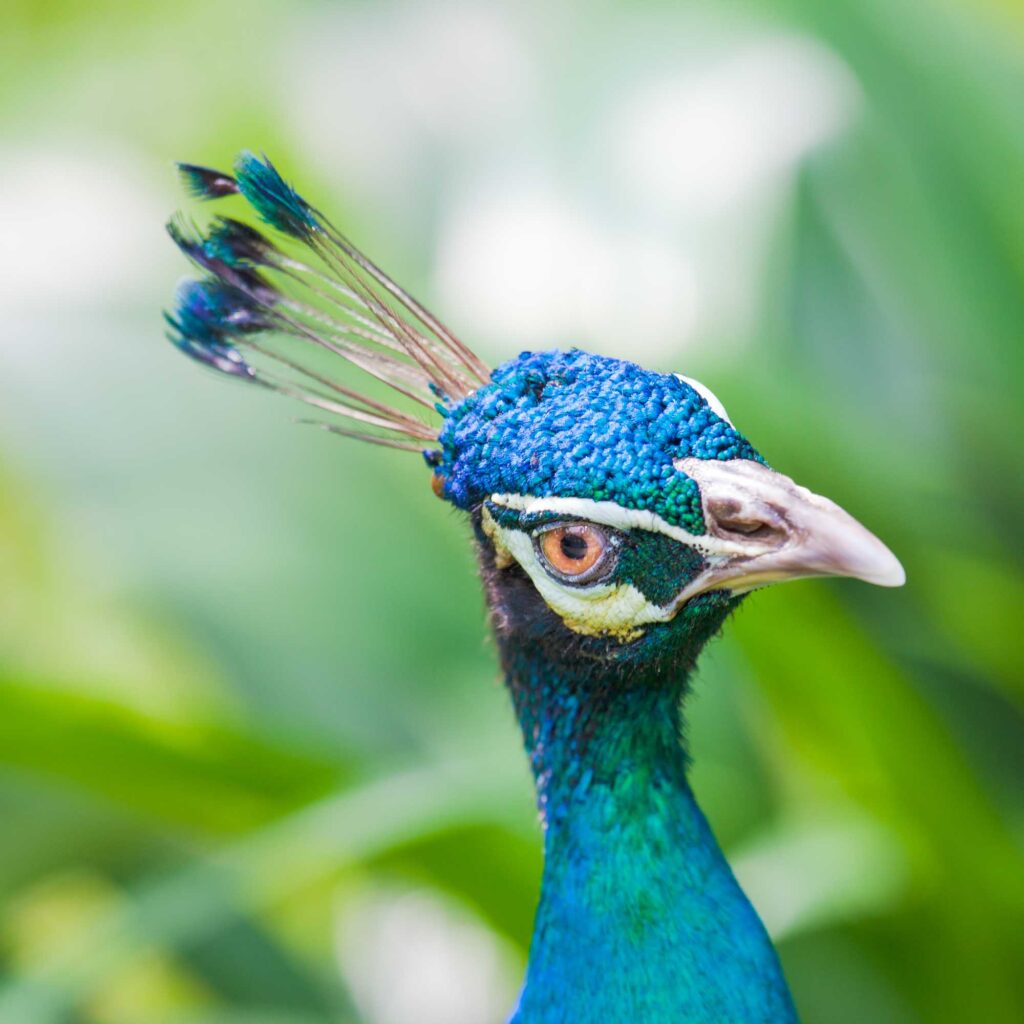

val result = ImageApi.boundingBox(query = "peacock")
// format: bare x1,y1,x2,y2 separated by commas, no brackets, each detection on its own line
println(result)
164,152,904,1023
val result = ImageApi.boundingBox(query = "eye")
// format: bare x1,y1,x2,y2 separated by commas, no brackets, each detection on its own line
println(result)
535,523,616,584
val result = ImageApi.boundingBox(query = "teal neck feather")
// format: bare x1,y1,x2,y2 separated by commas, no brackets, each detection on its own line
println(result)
504,648,799,1023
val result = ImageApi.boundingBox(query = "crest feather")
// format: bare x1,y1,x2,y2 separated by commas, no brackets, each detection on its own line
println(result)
165,152,491,451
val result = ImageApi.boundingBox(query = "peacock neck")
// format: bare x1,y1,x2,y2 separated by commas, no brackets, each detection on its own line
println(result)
502,647,799,1024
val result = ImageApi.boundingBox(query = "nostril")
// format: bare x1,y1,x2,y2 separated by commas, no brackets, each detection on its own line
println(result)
706,498,782,541
718,518,778,541
721,518,770,537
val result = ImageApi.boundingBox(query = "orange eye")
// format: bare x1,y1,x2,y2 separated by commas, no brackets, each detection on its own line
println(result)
537,523,612,581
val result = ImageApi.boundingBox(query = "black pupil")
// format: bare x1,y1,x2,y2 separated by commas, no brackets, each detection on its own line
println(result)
560,531,591,561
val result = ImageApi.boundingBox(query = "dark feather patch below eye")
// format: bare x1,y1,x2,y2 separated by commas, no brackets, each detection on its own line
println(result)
616,532,706,607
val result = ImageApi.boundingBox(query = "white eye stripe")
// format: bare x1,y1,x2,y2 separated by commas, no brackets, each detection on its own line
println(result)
675,374,734,427
488,493,761,560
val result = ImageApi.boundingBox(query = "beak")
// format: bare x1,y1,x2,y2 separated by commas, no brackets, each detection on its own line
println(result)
673,458,905,602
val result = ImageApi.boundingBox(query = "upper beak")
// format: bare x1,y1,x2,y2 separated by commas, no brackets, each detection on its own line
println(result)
673,457,905,602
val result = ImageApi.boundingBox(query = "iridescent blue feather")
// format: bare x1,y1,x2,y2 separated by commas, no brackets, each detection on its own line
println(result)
164,279,257,382
203,217,278,267
166,217,278,304
233,150,321,238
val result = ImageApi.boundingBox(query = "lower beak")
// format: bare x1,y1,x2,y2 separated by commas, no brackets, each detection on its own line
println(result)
673,458,905,602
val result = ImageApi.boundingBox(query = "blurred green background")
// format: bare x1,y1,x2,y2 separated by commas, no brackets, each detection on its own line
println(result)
1,1,1022,1022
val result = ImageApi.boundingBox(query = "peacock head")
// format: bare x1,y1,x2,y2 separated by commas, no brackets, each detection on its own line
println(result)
432,348,902,673
165,153,903,678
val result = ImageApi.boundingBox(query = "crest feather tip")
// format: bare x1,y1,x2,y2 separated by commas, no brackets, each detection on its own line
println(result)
175,162,239,201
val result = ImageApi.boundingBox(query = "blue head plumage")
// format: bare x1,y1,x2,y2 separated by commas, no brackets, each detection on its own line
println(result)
432,349,764,535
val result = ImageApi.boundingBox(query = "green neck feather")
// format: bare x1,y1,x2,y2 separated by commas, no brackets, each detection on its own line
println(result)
502,645,799,1023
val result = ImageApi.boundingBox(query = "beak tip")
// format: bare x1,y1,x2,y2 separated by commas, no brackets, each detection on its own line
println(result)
856,546,906,588
873,562,906,588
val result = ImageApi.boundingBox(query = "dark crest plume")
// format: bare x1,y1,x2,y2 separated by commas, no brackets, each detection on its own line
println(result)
164,152,491,452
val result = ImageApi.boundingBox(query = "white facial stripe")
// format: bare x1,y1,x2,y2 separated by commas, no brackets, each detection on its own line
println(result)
675,374,733,427
488,492,771,562
483,508,673,640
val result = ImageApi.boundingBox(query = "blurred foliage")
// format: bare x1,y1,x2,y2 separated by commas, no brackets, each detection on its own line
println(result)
1,1,1022,1022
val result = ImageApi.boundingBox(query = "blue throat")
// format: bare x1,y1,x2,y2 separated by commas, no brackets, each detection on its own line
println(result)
504,648,799,1023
